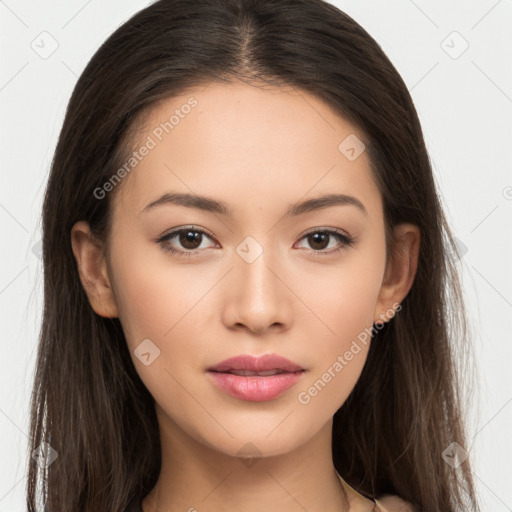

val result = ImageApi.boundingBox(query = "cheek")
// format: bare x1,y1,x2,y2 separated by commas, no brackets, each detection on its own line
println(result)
110,253,212,408
297,246,385,345
109,236,212,347
292,244,385,406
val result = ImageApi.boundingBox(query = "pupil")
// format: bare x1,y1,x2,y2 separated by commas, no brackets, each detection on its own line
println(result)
309,233,328,250
180,231,201,249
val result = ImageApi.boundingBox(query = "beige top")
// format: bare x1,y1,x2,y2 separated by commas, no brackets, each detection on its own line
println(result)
337,472,416,512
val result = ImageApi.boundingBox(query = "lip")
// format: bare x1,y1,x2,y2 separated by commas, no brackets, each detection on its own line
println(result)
207,354,303,373
206,354,305,402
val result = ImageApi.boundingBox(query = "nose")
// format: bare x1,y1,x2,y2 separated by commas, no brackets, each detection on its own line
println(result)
221,243,292,335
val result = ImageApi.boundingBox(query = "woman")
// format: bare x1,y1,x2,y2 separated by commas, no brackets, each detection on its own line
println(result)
27,1,480,511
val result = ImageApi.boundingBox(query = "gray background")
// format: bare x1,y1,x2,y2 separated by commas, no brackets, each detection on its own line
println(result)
1,0,511,510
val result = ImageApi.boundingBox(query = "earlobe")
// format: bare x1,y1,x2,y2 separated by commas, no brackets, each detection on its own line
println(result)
373,223,420,325
70,221,119,318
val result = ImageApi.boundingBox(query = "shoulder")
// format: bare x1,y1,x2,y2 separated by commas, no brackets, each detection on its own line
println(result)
374,494,416,512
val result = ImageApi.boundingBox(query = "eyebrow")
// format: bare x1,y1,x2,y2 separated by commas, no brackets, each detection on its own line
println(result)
141,192,367,217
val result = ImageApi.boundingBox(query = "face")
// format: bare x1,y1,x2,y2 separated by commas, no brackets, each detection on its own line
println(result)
75,82,408,459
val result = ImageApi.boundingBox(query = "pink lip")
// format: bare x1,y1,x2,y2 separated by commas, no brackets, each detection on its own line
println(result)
208,354,303,373
206,354,305,402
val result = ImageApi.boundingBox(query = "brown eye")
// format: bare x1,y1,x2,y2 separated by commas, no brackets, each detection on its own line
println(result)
296,229,355,255
307,232,330,251
157,226,217,256
178,230,203,250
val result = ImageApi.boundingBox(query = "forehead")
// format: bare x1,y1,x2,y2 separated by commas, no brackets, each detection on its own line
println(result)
112,82,381,221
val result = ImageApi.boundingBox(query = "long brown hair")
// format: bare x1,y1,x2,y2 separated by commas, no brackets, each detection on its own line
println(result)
28,1,480,510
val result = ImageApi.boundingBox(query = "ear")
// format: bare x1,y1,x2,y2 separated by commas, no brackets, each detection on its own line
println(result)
70,220,119,318
373,223,420,325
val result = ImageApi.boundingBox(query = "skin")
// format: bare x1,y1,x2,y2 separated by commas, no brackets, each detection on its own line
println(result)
71,82,420,512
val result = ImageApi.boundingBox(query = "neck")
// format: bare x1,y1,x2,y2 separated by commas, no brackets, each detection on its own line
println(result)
142,405,350,512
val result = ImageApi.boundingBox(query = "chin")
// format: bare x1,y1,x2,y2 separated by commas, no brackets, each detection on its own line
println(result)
194,421,318,461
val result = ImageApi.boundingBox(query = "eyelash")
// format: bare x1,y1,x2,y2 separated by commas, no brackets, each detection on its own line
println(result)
156,225,355,258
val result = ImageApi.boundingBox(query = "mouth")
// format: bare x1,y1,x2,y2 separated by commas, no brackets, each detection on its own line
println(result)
206,353,306,401
209,369,299,376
